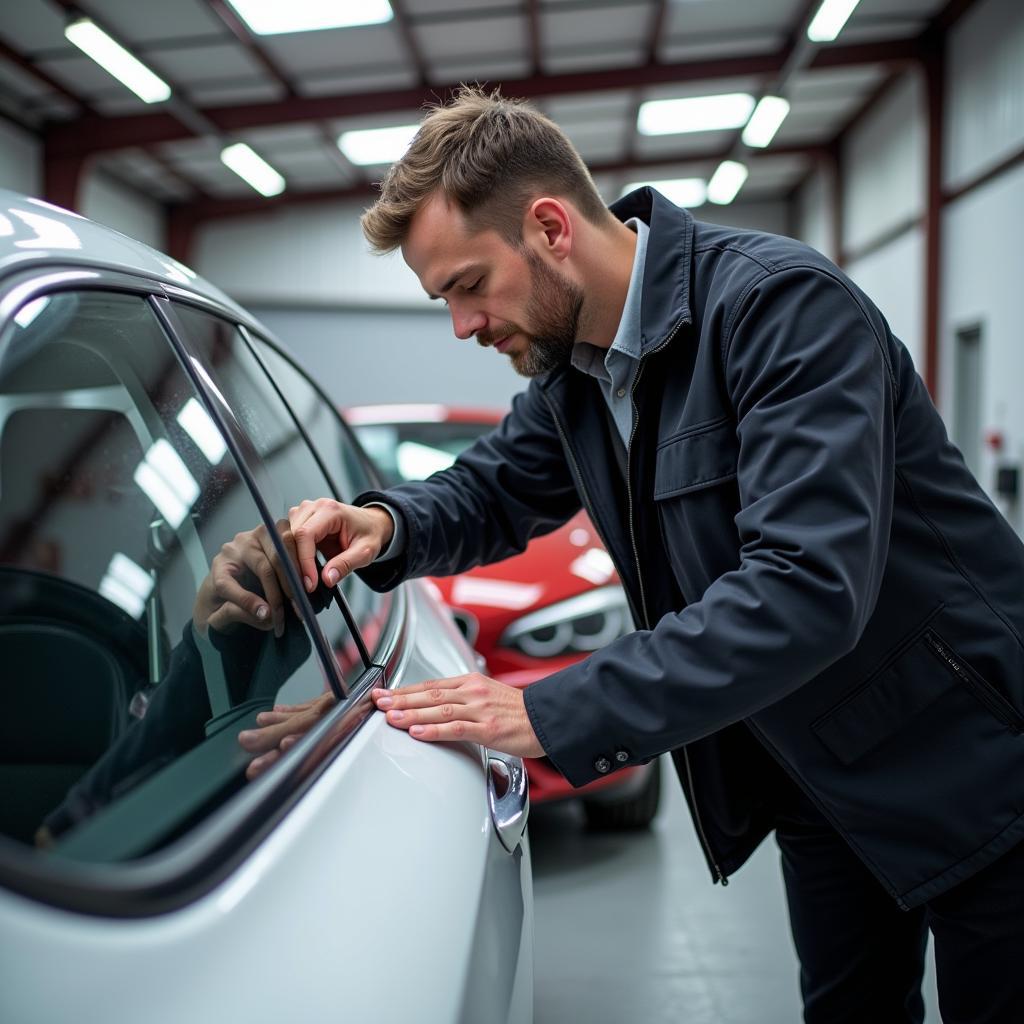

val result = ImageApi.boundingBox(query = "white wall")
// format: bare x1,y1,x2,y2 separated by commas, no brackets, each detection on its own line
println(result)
0,119,41,197
939,0,1024,529
841,70,925,258
945,0,1024,193
251,304,524,411
794,165,834,261
692,199,790,237
79,170,166,251
195,200,427,310
845,227,925,369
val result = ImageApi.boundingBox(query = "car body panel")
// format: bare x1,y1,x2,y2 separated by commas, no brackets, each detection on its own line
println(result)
0,193,532,1024
347,406,653,808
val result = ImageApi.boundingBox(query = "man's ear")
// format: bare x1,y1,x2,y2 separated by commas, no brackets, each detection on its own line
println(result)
524,198,572,261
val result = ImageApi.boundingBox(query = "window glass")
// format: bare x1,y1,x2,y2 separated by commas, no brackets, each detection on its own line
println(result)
166,305,389,669
249,337,392,657
0,290,340,862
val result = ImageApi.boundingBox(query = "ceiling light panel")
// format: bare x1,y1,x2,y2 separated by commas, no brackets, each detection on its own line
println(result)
707,161,749,205
638,93,756,136
741,95,791,148
64,18,171,103
220,143,286,197
338,124,419,166
225,0,393,35
807,0,863,43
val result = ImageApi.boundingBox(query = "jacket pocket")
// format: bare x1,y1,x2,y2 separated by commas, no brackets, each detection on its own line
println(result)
923,630,1024,734
653,419,738,500
812,606,953,765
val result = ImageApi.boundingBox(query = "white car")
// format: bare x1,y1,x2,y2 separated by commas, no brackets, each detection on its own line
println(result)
0,192,533,1024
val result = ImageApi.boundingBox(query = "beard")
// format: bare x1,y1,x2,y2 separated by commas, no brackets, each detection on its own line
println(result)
477,250,584,379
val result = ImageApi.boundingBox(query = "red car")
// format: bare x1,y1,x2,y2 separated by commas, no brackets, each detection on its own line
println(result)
346,404,660,828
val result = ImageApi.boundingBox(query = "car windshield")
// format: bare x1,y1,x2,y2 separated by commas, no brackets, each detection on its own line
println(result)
351,420,492,487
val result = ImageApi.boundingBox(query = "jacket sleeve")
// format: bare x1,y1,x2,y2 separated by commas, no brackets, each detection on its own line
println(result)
523,265,898,787
354,378,582,592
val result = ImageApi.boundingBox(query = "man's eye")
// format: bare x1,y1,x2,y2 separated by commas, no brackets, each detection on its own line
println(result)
466,277,483,293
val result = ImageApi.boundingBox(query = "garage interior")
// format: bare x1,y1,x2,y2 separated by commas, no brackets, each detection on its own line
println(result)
1,0,1022,1020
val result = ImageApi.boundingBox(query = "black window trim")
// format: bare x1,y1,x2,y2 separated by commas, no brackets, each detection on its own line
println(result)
0,266,406,916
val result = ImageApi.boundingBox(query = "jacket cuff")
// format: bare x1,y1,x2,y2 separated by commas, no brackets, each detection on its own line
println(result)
352,490,416,591
521,668,620,788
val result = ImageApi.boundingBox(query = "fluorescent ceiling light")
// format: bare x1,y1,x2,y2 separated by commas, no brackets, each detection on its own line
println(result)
64,18,171,104
177,398,227,464
220,143,285,197
623,178,706,208
707,161,749,205
637,93,755,136
226,0,393,35
741,96,791,148
338,125,419,166
807,0,862,42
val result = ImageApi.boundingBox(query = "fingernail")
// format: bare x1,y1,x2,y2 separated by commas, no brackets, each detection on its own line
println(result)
410,725,425,737
326,568,339,586
388,709,404,721
256,605,268,620
377,696,393,709
304,576,313,592
238,730,253,744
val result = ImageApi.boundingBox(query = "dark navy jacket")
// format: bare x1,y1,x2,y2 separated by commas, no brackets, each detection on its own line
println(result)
358,187,1024,909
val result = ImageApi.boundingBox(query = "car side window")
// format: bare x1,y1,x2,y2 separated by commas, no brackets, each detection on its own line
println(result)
163,303,389,673
0,290,341,862
247,336,392,658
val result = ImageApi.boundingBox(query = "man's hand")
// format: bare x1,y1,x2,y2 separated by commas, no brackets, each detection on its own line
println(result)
371,674,545,759
238,692,337,780
193,520,300,638
288,498,394,593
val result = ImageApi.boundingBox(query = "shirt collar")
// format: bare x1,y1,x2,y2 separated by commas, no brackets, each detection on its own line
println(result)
571,216,649,376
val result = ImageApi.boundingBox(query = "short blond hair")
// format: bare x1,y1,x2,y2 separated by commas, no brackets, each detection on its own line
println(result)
361,85,610,253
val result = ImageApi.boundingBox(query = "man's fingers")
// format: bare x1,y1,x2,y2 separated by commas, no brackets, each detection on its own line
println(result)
288,500,326,593
322,541,377,587
245,749,281,781
373,686,469,711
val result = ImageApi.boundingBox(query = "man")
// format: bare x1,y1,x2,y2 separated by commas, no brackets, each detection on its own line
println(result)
246,87,1024,1022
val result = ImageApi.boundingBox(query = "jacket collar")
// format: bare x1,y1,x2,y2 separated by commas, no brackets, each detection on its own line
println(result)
539,187,693,392
609,186,694,356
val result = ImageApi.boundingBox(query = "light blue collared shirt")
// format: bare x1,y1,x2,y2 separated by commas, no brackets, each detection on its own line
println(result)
569,216,648,447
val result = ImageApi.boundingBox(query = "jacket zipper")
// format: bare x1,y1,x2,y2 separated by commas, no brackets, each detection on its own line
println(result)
625,319,728,886
924,631,1024,734
541,391,643,628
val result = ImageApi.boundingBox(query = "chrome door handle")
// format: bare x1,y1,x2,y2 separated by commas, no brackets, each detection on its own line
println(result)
486,751,529,853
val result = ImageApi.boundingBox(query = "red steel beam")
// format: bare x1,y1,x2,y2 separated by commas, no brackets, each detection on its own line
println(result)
46,39,921,160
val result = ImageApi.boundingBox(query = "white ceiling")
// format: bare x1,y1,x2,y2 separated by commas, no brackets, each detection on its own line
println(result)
0,0,953,209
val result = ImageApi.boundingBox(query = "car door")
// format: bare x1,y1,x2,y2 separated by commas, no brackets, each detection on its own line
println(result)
0,279,531,1024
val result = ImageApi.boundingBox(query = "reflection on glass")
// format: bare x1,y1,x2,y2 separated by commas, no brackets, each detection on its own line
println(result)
0,290,339,863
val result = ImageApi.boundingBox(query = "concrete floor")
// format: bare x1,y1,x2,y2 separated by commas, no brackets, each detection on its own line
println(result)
529,758,941,1023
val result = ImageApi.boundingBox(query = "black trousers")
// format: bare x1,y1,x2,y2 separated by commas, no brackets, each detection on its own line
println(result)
774,785,1024,1023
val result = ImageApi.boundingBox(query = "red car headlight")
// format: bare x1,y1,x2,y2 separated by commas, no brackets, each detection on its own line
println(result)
497,585,633,659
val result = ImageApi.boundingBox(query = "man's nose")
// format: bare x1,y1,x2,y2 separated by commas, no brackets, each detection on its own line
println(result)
451,304,487,340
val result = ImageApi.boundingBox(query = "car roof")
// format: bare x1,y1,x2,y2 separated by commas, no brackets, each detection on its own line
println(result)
0,190,248,321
